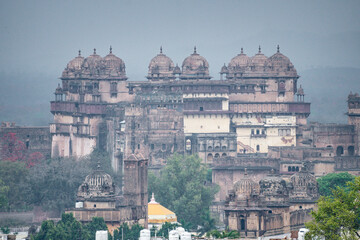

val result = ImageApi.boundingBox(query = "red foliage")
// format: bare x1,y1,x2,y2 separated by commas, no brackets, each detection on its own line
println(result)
1,132,44,168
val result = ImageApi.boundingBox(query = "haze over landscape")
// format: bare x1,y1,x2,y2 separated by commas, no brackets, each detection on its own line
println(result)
0,0,359,125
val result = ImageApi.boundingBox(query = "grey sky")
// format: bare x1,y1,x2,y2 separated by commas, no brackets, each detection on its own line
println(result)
1,0,360,80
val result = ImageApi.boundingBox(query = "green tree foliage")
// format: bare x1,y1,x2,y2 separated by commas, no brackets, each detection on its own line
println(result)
0,161,28,211
157,222,179,238
0,179,9,209
305,176,360,240
113,223,143,240
25,148,118,214
85,217,108,240
148,154,219,230
317,172,355,196
26,157,92,215
32,213,107,240
206,230,240,239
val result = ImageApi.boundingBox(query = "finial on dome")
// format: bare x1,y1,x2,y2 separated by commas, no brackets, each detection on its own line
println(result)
244,168,248,176
78,50,81,57
258,45,261,53
194,46,197,54
241,47,244,54
110,46,112,54
149,192,157,203
160,46,163,54
277,45,280,53
93,48,96,55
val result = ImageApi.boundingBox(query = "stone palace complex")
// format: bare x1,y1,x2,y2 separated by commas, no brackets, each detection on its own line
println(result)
1,45,359,238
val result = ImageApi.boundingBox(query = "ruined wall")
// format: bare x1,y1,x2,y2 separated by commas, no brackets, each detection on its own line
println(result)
0,123,51,160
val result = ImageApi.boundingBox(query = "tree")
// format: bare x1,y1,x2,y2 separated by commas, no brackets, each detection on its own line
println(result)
206,230,240,239
113,223,143,240
25,157,92,215
317,172,355,196
1,132,44,168
85,217,108,240
148,154,219,230
0,161,29,211
305,176,360,240
157,222,179,238
32,213,106,240
0,179,9,209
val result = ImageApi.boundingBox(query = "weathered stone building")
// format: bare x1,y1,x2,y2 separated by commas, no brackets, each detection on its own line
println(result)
50,46,310,167
223,166,318,238
66,153,148,230
46,45,360,235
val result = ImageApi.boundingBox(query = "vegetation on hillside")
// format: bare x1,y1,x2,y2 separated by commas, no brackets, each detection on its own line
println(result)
148,154,219,231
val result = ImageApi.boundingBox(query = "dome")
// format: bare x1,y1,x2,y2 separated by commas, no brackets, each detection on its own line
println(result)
173,64,181,75
290,162,318,201
77,163,115,198
55,83,63,94
251,46,268,68
148,193,177,224
233,170,259,199
180,47,210,80
102,46,127,79
259,171,288,197
61,50,84,78
220,64,229,74
267,45,297,76
228,48,251,68
67,50,84,71
147,47,175,81
297,84,304,95
82,48,103,77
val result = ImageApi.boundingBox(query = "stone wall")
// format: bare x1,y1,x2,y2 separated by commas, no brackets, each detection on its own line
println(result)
0,123,51,160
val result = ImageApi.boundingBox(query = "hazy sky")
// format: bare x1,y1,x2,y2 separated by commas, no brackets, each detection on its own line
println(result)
1,0,360,80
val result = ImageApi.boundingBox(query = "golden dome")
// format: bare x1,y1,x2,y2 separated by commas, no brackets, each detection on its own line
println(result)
148,193,177,224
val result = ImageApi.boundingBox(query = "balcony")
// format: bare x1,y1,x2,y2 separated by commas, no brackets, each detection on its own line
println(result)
250,134,266,138
51,101,107,115
50,123,71,135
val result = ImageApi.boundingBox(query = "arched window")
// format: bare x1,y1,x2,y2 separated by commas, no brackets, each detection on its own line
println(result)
214,153,220,158
336,146,344,156
256,145,260,151
222,146,227,151
208,146,213,151
222,153,227,157
288,166,292,172
207,153,213,161
296,166,299,172
240,218,246,231
256,129,260,135
215,146,220,151
292,166,296,172
348,146,355,156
